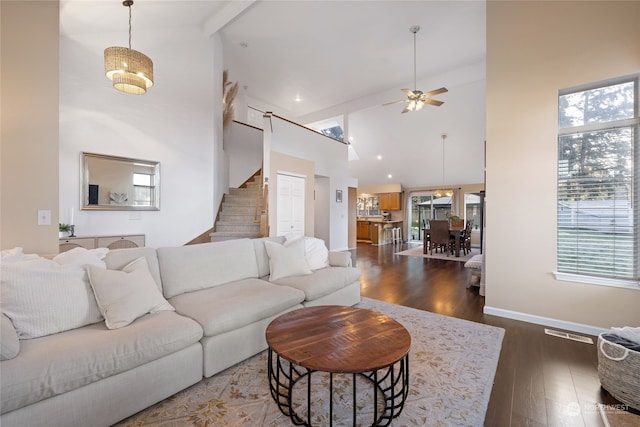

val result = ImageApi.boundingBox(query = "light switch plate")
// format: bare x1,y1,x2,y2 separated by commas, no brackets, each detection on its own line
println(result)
38,210,51,225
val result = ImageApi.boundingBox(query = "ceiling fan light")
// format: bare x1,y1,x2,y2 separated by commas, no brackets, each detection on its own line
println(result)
415,101,424,111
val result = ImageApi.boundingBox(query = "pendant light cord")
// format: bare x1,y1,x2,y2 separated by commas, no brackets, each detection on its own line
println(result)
442,134,447,185
413,30,417,91
128,3,132,49
122,0,134,49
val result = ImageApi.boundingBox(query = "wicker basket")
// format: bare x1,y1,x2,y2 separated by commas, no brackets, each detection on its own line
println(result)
597,333,640,411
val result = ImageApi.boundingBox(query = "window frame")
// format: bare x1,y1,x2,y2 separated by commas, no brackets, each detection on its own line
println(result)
555,74,639,289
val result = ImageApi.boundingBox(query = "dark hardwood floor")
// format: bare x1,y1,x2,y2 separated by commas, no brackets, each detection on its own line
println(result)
351,242,637,427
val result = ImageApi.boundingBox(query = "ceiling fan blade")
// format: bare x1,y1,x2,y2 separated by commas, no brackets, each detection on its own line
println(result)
383,99,407,106
423,98,444,106
422,87,448,97
401,105,412,114
401,88,416,97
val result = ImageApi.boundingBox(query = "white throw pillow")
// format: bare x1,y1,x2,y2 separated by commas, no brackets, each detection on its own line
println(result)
264,238,312,281
1,247,39,263
301,237,329,270
283,235,330,271
0,258,104,339
87,257,174,329
53,247,109,269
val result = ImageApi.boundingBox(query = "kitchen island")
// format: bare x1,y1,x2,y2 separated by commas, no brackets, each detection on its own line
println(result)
357,219,403,245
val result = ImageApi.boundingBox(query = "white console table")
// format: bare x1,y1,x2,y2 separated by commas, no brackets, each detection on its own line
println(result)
59,234,145,253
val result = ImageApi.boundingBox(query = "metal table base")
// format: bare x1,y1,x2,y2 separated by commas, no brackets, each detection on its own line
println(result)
268,349,409,427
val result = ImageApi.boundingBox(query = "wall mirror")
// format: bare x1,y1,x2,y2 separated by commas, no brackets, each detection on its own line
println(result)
81,152,160,211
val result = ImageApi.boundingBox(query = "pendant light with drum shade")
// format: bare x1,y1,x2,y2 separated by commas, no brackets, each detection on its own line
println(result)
104,0,153,95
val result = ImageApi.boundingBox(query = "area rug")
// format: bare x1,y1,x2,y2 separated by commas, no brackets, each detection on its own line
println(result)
395,244,480,262
115,298,505,427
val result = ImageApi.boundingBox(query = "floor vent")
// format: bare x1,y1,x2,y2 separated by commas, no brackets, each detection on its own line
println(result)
544,328,594,344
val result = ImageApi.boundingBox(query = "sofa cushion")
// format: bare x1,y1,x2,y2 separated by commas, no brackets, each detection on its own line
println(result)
270,266,362,301
87,257,174,329
0,258,103,339
157,239,260,298
252,236,286,277
464,254,483,270
104,247,163,291
0,311,203,414
265,238,312,281
169,278,305,336
0,314,19,361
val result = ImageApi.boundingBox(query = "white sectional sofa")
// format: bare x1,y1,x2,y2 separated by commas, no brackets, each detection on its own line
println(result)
0,236,361,427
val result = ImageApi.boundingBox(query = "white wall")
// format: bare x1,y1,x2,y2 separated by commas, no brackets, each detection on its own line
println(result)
267,115,350,250
314,176,330,246
486,1,640,332
59,25,218,248
224,121,263,187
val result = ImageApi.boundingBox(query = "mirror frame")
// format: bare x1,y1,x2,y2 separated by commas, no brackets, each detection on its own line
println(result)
81,152,160,211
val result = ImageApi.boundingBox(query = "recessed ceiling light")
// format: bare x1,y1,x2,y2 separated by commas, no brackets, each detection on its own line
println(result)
377,155,382,160
387,174,393,179
295,95,302,102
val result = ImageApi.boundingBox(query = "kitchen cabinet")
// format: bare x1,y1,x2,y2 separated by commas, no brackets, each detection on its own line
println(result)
357,221,371,240
379,193,401,210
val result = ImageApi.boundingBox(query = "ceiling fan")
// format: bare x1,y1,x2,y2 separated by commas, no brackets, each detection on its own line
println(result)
384,25,448,114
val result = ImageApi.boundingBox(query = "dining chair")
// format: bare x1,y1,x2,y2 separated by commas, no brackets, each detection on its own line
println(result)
429,220,453,255
460,219,473,255
422,219,431,254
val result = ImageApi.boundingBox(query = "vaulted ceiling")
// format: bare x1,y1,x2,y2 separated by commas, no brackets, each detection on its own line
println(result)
60,0,486,188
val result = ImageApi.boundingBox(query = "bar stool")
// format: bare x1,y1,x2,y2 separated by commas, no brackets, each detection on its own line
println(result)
392,227,402,244
383,225,394,244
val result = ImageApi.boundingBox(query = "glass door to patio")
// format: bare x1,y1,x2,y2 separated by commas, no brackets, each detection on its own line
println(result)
408,193,452,242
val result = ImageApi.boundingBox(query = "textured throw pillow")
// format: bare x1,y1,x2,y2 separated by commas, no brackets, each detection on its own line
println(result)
0,258,104,339
283,235,330,271
87,257,174,329
0,313,20,360
264,238,312,281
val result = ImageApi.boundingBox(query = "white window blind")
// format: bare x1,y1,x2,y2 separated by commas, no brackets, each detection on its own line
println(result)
557,76,639,285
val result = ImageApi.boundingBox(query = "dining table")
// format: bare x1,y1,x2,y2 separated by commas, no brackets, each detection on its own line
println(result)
423,225,465,257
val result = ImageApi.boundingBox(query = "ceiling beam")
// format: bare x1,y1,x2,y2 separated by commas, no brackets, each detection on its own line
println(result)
202,0,256,36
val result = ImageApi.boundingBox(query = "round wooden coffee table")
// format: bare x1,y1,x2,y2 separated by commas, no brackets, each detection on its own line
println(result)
266,305,411,426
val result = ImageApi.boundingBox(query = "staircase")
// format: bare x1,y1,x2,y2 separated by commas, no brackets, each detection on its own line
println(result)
209,174,263,242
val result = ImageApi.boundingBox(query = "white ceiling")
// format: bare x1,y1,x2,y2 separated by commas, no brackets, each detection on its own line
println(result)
60,0,487,188
219,1,485,117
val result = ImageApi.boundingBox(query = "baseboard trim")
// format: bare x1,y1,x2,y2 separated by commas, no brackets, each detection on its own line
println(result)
483,306,608,337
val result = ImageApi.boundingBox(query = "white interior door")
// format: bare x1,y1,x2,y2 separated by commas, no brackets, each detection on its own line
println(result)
276,173,305,236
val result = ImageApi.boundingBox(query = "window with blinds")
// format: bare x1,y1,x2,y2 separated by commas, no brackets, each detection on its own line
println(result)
556,76,639,287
